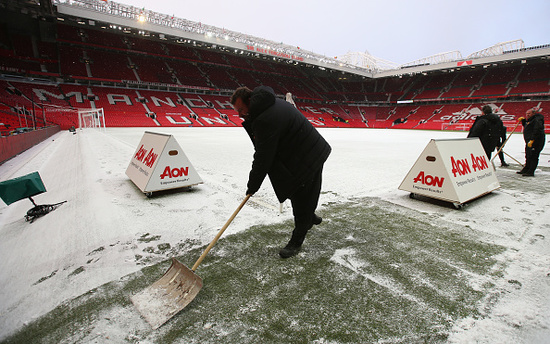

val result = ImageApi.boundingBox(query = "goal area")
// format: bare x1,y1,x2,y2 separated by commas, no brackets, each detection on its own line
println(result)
78,108,105,130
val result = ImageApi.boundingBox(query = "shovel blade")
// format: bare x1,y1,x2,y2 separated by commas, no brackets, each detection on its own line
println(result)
131,258,203,329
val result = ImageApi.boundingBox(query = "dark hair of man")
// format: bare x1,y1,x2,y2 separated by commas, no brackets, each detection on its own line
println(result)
482,105,492,115
230,87,253,105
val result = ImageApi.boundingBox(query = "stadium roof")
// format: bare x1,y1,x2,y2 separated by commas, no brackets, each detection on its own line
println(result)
43,0,550,78
53,0,374,77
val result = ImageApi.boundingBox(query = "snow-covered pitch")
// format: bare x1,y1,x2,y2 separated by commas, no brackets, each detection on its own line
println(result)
0,127,548,343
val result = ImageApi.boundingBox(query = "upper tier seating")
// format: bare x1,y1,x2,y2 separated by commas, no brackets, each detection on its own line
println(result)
0,22,548,132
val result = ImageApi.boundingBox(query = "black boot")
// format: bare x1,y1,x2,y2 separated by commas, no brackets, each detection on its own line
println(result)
279,218,311,258
279,243,301,258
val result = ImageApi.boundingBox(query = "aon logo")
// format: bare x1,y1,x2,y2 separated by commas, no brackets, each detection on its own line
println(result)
160,166,189,179
413,171,444,187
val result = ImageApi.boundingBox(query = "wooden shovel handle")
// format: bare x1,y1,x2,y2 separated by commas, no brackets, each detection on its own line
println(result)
191,194,251,271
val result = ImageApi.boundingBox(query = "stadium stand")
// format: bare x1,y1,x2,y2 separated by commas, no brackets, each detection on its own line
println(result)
0,0,549,140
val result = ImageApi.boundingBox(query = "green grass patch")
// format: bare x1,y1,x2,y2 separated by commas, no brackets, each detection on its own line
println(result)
2,198,507,344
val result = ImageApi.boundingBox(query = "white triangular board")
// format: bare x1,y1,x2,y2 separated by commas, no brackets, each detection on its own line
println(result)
399,138,500,204
126,131,203,193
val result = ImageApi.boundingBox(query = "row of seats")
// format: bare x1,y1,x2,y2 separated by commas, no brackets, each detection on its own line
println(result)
5,22,549,104
2,77,548,130
1,21,549,133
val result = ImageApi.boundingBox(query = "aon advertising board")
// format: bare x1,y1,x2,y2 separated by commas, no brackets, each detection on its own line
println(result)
399,138,500,208
126,131,203,196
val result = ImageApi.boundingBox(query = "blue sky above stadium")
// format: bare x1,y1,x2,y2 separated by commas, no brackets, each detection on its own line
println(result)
120,0,549,65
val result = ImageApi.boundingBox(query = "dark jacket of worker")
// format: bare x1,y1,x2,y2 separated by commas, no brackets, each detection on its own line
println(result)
242,86,331,203
521,113,546,150
467,112,503,157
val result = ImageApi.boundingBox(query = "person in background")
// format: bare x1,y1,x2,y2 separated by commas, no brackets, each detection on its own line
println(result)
467,105,504,159
517,108,546,177
231,86,331,258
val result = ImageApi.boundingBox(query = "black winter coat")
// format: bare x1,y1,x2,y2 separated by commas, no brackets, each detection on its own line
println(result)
521,113,546,150
242,86,331,203
467,113,503,155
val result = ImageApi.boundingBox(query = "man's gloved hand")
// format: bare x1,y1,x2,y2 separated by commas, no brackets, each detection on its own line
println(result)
518,117,525,122
528,140,534,148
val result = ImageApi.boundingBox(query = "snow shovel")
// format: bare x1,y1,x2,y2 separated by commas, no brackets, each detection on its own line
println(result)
131,194,251,329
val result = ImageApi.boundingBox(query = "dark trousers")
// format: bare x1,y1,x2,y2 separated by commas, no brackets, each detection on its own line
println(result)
496,145,506,164
524,145,543,174
288,166,323,246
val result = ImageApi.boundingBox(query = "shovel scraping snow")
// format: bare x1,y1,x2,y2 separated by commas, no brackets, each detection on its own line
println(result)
131,195,251,329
